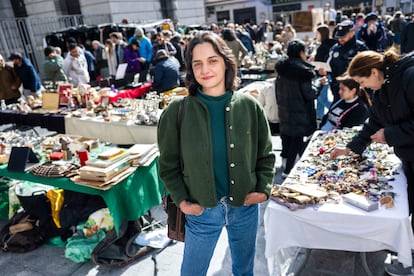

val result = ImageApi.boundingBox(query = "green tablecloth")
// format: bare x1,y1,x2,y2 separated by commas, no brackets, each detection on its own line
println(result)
0,159,164,232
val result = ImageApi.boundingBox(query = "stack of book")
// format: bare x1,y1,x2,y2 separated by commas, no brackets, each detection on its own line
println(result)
79,148,131,182
127,144,159,167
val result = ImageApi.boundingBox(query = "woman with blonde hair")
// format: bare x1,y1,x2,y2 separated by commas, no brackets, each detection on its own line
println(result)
330,48,414,275
104,39,117,78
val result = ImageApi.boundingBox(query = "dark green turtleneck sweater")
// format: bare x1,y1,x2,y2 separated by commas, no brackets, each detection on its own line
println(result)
197,89,231,199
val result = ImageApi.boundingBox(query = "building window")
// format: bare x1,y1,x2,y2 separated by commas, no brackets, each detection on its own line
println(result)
11,0,28,18
55,0,81,15
217,10,230,22
273,3,301,13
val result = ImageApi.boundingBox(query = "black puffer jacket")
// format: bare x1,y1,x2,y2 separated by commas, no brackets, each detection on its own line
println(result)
314,38,337,62
348,53,414,161
275,57,323,137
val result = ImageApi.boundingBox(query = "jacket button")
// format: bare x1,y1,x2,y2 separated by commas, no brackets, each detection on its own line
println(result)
230,163,235,168
229,196,234,201
229,126,233,130
230,143,234,148
225,107,230,111
231,179,235,185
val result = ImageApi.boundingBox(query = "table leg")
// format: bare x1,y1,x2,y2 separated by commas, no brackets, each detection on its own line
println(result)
287,247,311,274
360,252,374,276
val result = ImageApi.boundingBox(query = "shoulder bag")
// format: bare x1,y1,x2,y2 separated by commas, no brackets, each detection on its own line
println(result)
162,97,186,242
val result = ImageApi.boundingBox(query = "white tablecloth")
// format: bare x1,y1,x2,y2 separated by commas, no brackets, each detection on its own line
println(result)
65,115,157,145
264,165,414,274
238,79,278,123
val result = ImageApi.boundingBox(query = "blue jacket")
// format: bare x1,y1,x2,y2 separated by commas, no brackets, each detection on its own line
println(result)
138,37,153,64
14,58,41,92
152,56,180,93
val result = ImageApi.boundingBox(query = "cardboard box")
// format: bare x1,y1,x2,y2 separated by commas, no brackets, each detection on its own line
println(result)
342,193,378,212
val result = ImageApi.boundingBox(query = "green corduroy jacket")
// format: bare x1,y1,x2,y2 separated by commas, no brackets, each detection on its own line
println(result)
157,91,275,208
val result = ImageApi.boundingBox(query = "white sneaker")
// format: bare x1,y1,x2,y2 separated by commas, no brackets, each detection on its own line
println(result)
385,260,414,276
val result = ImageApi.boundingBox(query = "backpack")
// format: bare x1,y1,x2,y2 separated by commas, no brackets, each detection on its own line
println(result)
91,217,156,267
0,210,46,253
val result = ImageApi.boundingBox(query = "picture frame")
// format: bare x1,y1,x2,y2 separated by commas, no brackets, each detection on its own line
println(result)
57,84,73,106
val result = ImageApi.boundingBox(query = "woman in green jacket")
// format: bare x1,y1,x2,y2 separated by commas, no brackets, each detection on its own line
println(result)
157,31,275,276
42,46,67,85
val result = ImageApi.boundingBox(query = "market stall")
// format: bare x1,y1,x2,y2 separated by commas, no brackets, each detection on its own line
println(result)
65,116,157,145
264,129,414,274
0,129,163,233
0,109,65,134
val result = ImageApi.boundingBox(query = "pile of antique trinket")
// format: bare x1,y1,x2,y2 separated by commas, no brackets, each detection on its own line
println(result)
272,128,400,210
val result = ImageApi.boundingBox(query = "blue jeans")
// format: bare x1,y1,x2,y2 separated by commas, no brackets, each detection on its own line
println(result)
316,76,331,119
181,197,259,276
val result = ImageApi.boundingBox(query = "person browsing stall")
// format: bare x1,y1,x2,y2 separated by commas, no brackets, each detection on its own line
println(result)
329,49,414,276
152,49,180,94
275,39,325,177
157,31,275,276
123,40,141,84
129,28,153,82
222,28,248,68
91,40,109,79
8,52,42,99
43,46,67,84
151,32,176,65
320,75,370,131
63,44,90,86
104,39,117,78
109,32,127,69
0,54,21,104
